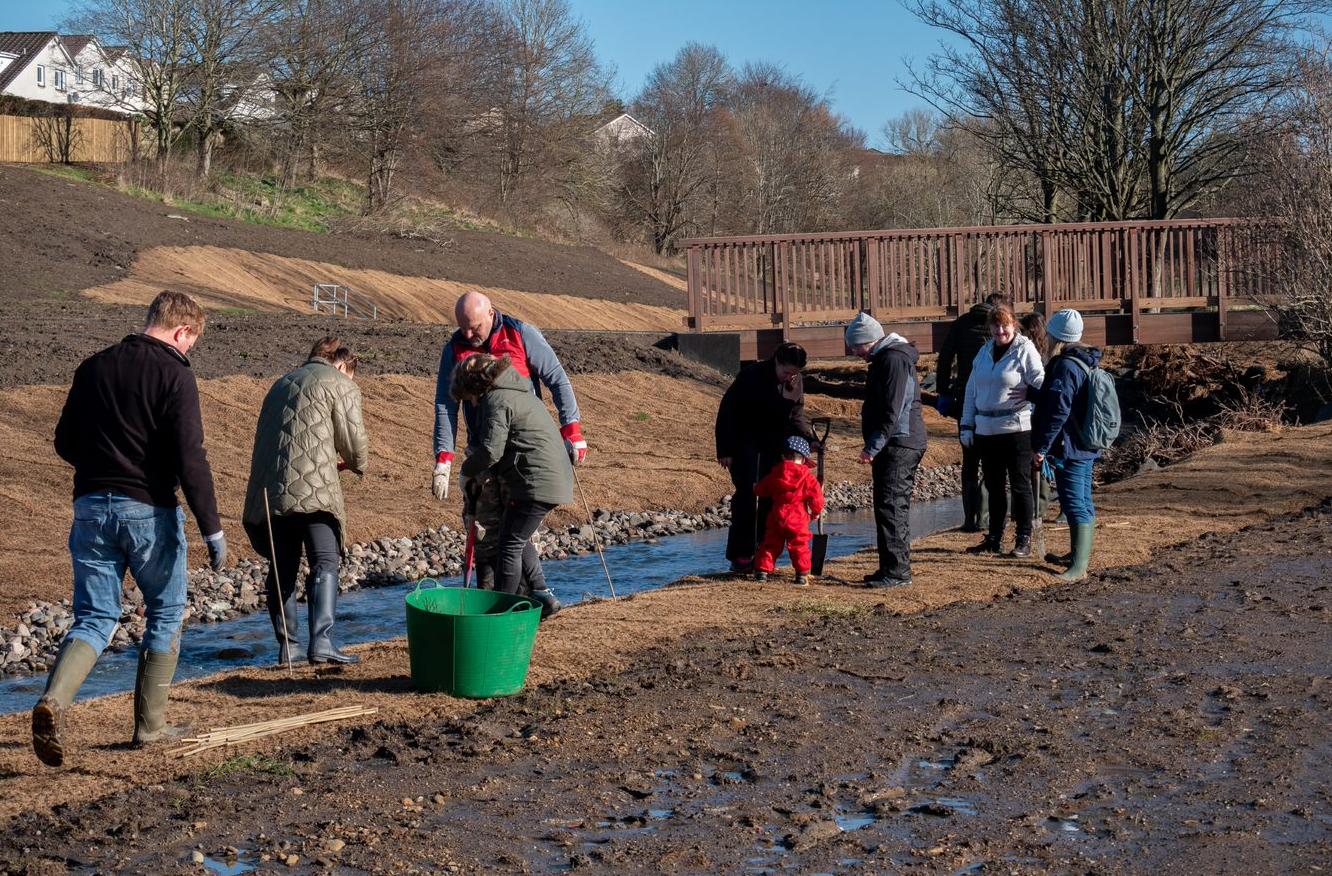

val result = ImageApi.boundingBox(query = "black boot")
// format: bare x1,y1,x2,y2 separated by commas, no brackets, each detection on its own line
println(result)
960,482,982,532
307,571,359,664
267,576,301,666
966,532,1004,554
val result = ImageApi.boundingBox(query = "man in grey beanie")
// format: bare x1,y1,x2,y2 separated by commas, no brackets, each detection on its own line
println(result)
846,312,927,588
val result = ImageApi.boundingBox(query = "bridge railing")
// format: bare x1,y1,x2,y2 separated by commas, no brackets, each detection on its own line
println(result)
681,218,1281,339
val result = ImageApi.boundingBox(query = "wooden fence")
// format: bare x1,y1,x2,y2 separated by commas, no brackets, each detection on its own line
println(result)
0,114,136,163
682,219,1282,343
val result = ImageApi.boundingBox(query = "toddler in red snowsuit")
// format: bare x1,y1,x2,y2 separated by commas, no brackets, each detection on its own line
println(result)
753,436,825,585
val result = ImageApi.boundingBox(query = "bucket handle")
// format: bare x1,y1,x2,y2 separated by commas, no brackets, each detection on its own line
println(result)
412,577,443,593
507,600,534,614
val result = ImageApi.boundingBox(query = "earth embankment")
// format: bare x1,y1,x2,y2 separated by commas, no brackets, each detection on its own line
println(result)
0,166,684,308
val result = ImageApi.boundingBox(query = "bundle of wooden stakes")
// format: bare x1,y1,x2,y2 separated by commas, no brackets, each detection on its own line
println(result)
170,705,378,757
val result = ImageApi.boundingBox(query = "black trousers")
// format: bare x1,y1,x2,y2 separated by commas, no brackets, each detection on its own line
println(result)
977,430,1034,540
725,450,778,563
495,500,555,596
872,445,924,580
961,436,983,493
261,512,340,602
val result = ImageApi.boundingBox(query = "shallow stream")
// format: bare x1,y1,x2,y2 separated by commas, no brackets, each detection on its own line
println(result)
0,499,961,715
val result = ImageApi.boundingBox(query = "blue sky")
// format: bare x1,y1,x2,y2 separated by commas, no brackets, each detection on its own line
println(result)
1,0,937,147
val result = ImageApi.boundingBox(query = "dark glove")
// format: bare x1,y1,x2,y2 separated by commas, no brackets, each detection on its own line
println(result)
204,531,227,571
936,395,953,418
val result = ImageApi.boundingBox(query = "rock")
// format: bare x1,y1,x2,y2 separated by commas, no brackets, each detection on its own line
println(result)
191,850,205,864
323,839,345,853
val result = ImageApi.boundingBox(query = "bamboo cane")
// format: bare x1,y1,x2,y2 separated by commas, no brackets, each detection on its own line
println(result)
263,488,294,679
171,705,377,757
573,466,616,599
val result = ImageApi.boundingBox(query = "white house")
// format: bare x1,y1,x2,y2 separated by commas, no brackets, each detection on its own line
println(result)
0,31,147,114
61,35,149,114
0,31,78,104
593,112,653,147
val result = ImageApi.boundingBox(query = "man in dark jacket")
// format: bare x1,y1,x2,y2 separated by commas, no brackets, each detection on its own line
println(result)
35,291,226,768
935,291,1006,531
714,342,815,574
846,312,927,588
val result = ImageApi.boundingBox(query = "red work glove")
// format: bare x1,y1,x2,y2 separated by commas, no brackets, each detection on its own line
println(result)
561,422,588,465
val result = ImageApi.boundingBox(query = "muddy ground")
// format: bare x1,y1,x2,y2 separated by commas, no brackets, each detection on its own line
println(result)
0,167,684,308
0,299,717,390
1,500,1327,875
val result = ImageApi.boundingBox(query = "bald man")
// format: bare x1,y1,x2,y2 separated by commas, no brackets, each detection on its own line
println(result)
432,293,585,598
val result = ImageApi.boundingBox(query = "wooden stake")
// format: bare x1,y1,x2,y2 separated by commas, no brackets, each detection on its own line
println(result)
263,488,294,679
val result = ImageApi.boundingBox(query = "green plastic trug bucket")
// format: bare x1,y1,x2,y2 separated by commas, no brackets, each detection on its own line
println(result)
404,583,540,698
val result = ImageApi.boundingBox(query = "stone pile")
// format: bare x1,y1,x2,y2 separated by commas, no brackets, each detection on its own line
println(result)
0,468,962,678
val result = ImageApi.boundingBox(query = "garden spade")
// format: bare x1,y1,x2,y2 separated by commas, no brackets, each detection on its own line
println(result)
810,417,832,576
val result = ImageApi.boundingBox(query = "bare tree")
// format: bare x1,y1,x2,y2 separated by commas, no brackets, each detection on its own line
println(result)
67,0,193,167
1250,37,1332,371
263,0,371,190
620,42,734,253
906,0,1310,222
181,0,281,176
729,62,863,235
495,0,610,208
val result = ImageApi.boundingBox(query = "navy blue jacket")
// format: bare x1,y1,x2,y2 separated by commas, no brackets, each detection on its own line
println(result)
1033,345,1103,461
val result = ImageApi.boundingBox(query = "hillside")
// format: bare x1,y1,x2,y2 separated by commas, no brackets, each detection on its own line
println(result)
0,166,685,309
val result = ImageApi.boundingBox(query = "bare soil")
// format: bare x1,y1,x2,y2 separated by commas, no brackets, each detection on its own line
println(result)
0,434,1328,874
0,367,931,622
0,166,684,308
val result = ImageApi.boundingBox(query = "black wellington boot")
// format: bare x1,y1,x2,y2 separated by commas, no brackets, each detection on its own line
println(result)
267,577,301,666
307,571,359,664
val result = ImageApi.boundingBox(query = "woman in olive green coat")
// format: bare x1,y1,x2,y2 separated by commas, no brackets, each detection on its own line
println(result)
453,353,572,618
243,336,368,664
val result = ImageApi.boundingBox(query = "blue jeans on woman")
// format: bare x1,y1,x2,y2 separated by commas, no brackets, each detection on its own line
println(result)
68,492,188,655
1053,457,1095,523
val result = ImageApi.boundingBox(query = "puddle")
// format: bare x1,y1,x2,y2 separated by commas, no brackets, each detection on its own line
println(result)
833,811,876,831
202,853,256,875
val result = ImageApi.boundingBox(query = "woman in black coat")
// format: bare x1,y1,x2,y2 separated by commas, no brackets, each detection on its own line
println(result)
714,342,815,574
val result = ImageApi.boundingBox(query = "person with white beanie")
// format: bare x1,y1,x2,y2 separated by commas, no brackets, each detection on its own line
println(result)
960,303,1045,557
845,312,927,588
1032,308,1101,582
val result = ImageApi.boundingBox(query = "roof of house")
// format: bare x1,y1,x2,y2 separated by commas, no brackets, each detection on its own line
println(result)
0,31,59,92
60,34,96,59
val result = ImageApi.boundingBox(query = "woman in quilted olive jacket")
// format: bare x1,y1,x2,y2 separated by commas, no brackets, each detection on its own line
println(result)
243,337,369,665
454,353,572,619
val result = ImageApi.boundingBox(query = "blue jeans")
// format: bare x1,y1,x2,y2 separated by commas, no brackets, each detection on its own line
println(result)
1053,457,1095,523
68,493,188,655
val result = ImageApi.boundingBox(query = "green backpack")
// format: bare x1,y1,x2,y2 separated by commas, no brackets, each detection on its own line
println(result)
1063,355,1121,451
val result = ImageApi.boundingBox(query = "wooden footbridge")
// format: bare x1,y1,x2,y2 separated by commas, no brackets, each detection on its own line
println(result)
673,218,1282,372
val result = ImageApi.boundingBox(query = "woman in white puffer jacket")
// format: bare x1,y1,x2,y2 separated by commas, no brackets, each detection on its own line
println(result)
960,304,1045,557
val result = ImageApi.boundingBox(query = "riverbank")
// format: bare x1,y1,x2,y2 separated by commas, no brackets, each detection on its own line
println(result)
0,467,961,679
0,422,1326,828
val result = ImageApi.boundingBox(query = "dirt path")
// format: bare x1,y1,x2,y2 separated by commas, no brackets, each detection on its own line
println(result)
0,423,1326,840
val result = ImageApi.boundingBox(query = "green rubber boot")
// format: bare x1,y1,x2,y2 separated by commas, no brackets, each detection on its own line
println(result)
32,637,99,767
133,649,181,744
1057,520,1095,583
